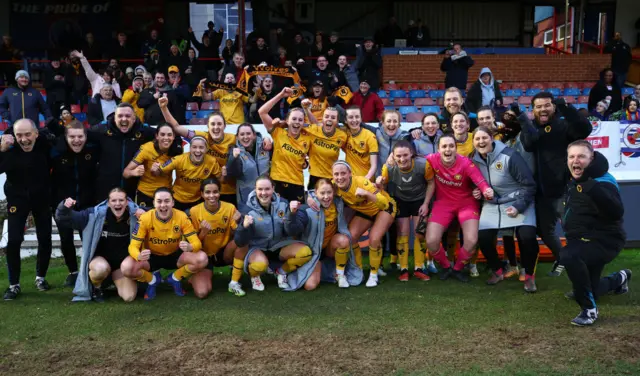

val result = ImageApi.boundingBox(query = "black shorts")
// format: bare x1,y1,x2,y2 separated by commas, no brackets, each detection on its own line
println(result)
396,198,423,218
353,199,397,222
148,250,183,271
207,253,231,269
174,199,201,212
273,180,305,202
94,250,128,271
219,194,237,207
307,175,328,191
135,191,154,210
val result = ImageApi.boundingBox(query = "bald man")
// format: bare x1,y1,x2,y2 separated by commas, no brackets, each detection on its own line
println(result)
0,119,54,300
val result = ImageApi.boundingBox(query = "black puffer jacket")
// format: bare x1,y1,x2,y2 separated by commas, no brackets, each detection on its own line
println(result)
49,136,99,209
519,101,592,198
562,151,626,247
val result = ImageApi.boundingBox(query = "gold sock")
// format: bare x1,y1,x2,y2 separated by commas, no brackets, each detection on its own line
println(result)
414,237,426,269
353,244,363,269
390,254,398,264
231,258,244,282
282,246,312,273
248,261,267,277
369,246,383,274
136,269,153,283
173,265,193,280
397,235,409,270
335,247,349,273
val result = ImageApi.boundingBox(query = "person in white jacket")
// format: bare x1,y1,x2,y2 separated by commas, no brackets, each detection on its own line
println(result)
70,50,122,98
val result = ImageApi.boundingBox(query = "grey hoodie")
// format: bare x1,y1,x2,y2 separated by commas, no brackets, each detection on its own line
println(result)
479,67,496,107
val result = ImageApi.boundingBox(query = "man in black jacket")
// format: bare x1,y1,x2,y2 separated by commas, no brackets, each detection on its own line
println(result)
560,140,631,326
137,71,181,126
0,119,55,300
517,93,592,277
0,70,53,125
604,32,632,89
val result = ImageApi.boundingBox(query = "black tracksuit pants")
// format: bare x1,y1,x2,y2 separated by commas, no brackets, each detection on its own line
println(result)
478,226,539,275
6,198,52,285
52,215,79,274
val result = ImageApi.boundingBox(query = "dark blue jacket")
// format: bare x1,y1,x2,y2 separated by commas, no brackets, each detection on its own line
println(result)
441,54,474,92
0,86,52,125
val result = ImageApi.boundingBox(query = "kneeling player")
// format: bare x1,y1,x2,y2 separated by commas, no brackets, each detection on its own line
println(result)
188,178,248,298
121,188,206,300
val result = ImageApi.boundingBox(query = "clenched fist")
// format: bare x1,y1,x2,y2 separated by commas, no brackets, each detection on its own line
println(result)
64,198,77,208
243,215,254,228
290,200,300,213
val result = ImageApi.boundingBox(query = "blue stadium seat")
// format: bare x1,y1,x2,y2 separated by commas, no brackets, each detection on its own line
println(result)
525,88,541,96
389,90,407,99
38,114,44,121
75,113,87,122
384,106,395,111
574,103,588,110
563,88,581,96
582,87,591,95
505,89,523,97
377,90,387,98
196,110,213,118
185,111,196,120
546,88,562,96
622,87,635,95
398,106,417,116
428,90,445,99
408,90,427,99
519,104,528,112
422,105,441,114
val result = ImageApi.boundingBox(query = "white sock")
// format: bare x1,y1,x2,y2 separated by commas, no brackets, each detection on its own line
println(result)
9,284,20,289
620,270,628,284
370,271,378,277
415,264,425,271
336,269,345,276
172,273,180,282
70,271,78,275
149,274,157,285
35,276,44,282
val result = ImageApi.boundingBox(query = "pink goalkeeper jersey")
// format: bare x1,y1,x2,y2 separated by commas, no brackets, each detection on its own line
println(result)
426,153,490,203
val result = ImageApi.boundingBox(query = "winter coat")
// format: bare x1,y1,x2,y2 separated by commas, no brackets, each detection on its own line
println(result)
588,70,622,115
226,134,271,213
137,86,181,126
50,137,99,209
472,140,536,230
43,65,69,108
466,67,503,113
413,129,443,157
79,57,122,98
349,91,384,122
441,52,474,91
87,93,120,126
355,46,382,91
0,86,52,125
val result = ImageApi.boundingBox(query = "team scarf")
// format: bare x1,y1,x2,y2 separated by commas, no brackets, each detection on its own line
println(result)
626,110,639,121
193,80,248,98
237,65,302,93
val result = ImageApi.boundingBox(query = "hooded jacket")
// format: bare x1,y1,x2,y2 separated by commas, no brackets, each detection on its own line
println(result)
472,140,536,230
349,91,384,123
50,136,99,209
413,129,443,157
588,70,622,116
0,85,52,125
518,103,592,198
226,134,271,212
55,199,139,302
466,67,503,114
562,151,625,247
284,195,363,291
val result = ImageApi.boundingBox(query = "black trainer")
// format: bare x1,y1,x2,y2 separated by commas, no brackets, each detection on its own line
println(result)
3,285,21,300
35,278,50,291
452,269,469,283
64,273,78,288
547,261,565,277
439,267,453,280
92,286,105,303
571,308,597,326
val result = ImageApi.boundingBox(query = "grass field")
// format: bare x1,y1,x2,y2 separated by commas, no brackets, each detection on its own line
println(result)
0,252,639,376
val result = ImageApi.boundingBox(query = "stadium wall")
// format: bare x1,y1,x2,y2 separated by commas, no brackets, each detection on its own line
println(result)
382,54,611,83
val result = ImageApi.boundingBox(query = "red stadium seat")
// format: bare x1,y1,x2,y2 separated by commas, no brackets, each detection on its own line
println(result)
393,98,411,106
466,82,473,91
186,102,199,111
502,97,515,105
578,96,589,104
437,83,445,90
0,122,8,131
383,83,399,91
70,105,82,114
414,98,435,106
529,82,545,90
381,98,391,106
547,82,565,89
189,118,208,125
581,82,595,89
511,82,527,90
518,96,532,105
500,82,512,90
200,101,220,110
406,112,426,122
421,83,438,91
563,96,576,104
404,83,421,90
564,82,581,89
81,104,89,113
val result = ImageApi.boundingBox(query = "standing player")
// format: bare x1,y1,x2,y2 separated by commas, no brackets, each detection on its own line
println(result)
121,188,207,300
342,106,378,181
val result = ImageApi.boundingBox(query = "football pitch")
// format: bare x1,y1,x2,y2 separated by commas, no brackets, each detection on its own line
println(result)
0,253,638,376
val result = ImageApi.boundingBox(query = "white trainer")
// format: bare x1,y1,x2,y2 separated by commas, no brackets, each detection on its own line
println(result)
337,274,349,288
366,273,379,288
251,276,265,291
377,268,387,277
469,264,480,277
276,272,290,289
228,281,246,297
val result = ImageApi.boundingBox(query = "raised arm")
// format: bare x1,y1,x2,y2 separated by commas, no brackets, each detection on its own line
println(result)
514,107,539,152
71,50,98,83
158,96,189,138
284,203,309,237
259,87,292,132
555,98,592,142
54,199,92,231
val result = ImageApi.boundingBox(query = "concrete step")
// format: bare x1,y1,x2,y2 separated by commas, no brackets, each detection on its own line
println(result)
0,219,84,259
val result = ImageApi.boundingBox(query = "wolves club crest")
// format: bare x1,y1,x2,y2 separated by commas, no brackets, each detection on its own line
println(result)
278,210,285,218
495,161,503,171
359,141,365,149
173,225,180,233
223,216,229,224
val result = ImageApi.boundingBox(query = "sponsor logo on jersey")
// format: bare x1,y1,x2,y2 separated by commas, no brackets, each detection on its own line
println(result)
282,143,304,155
346,142,368,158
207,227,227,235
313,138,340,151
149,237,179,245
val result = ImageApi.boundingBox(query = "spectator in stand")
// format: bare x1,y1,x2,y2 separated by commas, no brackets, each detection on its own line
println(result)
211,73,248,125
406,18,431,47
183,48,204,93
311,32,327,58
142,72,154,89
123,67,134,88
111,32,137,60
441,43,474,91
66,53,90,106
165,44,187,73
0,35,22,87
134,65,147,77
0,70,52,125
121,75,145,121
249,75,283,123
275,46,289,67
349,80,384,122
623,84,640,108
604,32,632,89
379,16,405,47
71,50,122,99
82,33,103,69
515,94,592,277
588,68,622,116
300,55,334,89
170,34,190,56
247,36,273,66
466,67,503,114
326,32,345,69
167,66,190,125
141,19,166,58
291,80,330,121
87,85,120,126
137,71,181,126
587,99,610,121
291,32,310,61
221,39,237,67
188,26,223,79
43,55,69,118
144,49,164,75
334,55,360,92
609,98,639,121
356,37,382,92
58,105,76,127
222,53,246,83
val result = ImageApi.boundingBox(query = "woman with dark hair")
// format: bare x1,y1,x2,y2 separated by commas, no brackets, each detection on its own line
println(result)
249,75,282,122
311,32,327,57
588,68,622,115
610,98,640,121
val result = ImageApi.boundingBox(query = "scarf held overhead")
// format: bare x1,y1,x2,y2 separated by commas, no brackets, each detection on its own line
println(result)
237,65,302,93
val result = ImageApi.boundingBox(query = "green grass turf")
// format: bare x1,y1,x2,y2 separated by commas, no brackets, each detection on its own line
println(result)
0,252,639,376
